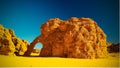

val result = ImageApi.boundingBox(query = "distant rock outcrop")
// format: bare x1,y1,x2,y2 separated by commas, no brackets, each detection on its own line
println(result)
32,49,40,54
107,43,119,53
25,17,108,58
0,24,29,56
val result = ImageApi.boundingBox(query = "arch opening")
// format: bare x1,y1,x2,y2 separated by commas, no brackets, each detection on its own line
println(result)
24,36,42,56
31,43,42,56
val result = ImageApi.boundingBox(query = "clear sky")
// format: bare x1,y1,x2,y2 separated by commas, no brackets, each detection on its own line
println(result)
0,0,119,49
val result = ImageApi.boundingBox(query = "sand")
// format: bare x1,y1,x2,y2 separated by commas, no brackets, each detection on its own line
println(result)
0,53,119,67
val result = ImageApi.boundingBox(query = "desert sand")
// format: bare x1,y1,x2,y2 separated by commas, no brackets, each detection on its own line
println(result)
0,53,119,67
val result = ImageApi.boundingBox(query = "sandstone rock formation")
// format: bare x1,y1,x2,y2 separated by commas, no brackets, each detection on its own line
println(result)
24,36,40,56
32,49,40,54
0,24,29,56
25,17,108,58
107,43,119,53
106,42,112,47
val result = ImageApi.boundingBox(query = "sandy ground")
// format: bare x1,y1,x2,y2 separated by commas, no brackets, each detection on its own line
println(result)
0,53,119,67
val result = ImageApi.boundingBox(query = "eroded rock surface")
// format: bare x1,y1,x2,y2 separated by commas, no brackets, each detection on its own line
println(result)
0,24,29,56
39,17,108,58
24,17,108,58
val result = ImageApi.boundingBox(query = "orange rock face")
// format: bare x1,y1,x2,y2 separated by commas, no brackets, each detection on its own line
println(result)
39,17,108,58
24,17,108,58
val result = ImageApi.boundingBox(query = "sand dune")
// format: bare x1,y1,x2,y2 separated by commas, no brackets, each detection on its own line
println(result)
0,53,119,67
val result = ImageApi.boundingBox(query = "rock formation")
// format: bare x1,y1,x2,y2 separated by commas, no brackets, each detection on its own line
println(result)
106,42,112,47
25,17,108,58
32,49,40,54
24,36,40,56
0,24,29,56
107,43,119,53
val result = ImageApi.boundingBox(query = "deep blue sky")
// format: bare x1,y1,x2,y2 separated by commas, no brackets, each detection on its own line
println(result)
0,0,119,48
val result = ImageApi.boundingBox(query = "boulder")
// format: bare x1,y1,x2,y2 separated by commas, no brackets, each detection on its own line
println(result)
0,24,29,56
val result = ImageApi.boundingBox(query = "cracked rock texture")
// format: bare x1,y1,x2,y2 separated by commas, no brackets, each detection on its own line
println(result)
0,24,29,56
39,17,108,58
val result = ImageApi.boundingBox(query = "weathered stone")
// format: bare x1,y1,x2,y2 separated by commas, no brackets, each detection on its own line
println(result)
12,38,28,55
25,17,108,58
39,17,108,58
0,24,29,56
24,36,41,56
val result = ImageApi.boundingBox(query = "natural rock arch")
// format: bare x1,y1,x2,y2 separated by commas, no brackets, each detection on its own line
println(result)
24,17,108,58
24,36,41,56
